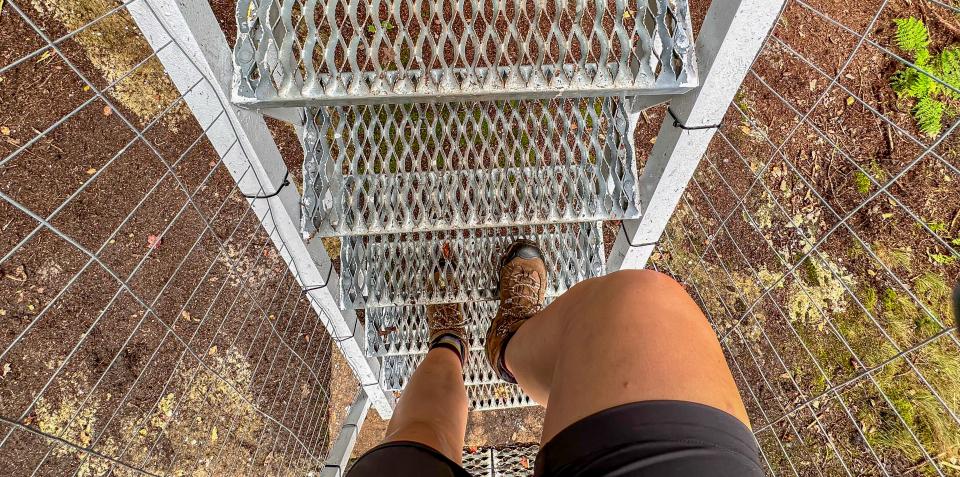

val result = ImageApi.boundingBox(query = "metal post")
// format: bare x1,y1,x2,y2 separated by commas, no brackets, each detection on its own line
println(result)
608,0,786,271
321,390,371,477
127,0,395,417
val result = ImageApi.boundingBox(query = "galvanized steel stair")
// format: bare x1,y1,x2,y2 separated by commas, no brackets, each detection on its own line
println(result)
232,0,697,411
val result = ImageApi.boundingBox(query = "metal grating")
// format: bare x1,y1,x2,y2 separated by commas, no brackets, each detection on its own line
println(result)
382,349,500,389
366,301,497,356
232,0,697,106
462,444,540,476
365,299,555,356
340,222,604,308
468,383,535,411
301,97,639,237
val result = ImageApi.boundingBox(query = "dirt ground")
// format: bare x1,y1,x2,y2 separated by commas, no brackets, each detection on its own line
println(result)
0,1,356,475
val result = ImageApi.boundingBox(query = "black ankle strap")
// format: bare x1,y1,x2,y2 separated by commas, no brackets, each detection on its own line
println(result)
429,333,466,366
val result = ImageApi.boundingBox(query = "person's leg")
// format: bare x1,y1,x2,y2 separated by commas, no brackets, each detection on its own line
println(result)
504,268,750,442
381,346,468,463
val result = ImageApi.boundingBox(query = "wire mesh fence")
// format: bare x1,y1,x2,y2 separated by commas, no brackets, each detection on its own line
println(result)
651,0,960,475
0,0,357,475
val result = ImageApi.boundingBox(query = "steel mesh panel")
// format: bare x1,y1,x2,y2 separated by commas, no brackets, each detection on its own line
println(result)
365,298,555,356
491,444,540,476
468,383,535,411
366,301,497,356
462,448,495,476
462,444,540,476
383,349,500,389
340,222,604,308
233,0,697,106
301,97,639,237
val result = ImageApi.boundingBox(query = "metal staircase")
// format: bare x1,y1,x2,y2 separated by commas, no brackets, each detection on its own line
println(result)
231,0,697,411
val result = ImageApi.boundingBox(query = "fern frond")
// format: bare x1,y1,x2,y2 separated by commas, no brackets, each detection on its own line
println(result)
894,17,930,54
891,67,933,98
936,47,960,99
913,96,945,137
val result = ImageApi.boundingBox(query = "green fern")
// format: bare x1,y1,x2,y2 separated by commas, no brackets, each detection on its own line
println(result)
890,18,960,137
913,96,945,137
894,17,930,54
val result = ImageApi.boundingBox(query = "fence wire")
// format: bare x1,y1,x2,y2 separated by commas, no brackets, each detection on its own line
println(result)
0,0,355,475
651,0,960,475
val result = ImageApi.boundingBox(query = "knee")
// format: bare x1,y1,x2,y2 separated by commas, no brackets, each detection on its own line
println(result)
597,269,682,295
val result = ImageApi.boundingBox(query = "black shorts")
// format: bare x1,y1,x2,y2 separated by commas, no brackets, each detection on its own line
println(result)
347,400,764,476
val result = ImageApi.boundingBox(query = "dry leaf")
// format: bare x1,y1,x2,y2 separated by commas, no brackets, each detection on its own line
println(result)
146,234,162,249
181,310,192,322
211,427,218,442
0,126,9,136
846,96,854,106
86,167,97,175
2,363,10,378
208,345,218,356
739,125,752,136
102,105,113,116
82,85,91,92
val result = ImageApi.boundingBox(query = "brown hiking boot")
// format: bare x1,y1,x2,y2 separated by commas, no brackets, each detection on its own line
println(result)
427,272,467,365
484,239,547,384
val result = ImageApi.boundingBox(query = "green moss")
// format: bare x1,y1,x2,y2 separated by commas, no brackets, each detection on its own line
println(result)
853,170,872,194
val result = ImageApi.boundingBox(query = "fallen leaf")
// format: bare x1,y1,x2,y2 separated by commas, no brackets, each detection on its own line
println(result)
739,125,752,136
377,325,398,338
36,50,53,63
0,126,9,136
102,105,112,116
211,426,218,442
303,334,310,342
520,456,530,469
27,304,35,312
468,446,478,453
0,309,6,316
649,136,656,145
86,167,97,175
181,310,192,322
846,96,854,106
82,85,91,92
146,234,162,249
622,9,634,20
2,363,10,378
208,345,218,356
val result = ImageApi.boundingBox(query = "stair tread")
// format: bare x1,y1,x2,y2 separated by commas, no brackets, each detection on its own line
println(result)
234,0,697,105
341,223,604,309
301,97,640,237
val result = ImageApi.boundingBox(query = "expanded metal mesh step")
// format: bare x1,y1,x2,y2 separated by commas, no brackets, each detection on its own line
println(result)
233,0,696,106
366,301,495,356
383,349,499,389
340,222,604,309
301,97,640,237
462,444,540,476
365,299,557,357
469,383,535,411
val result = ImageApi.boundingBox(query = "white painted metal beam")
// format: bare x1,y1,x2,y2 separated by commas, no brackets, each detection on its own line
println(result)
321,390,371,477
609,0,787,271
127,0,395,417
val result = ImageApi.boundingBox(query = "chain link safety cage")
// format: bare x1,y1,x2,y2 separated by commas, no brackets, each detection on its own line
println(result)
0,0,359,474
231,0,697,106
300,97,640,238
649,0,960,475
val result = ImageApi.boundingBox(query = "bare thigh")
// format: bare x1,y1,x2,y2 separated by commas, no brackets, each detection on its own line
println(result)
505,269,750,442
